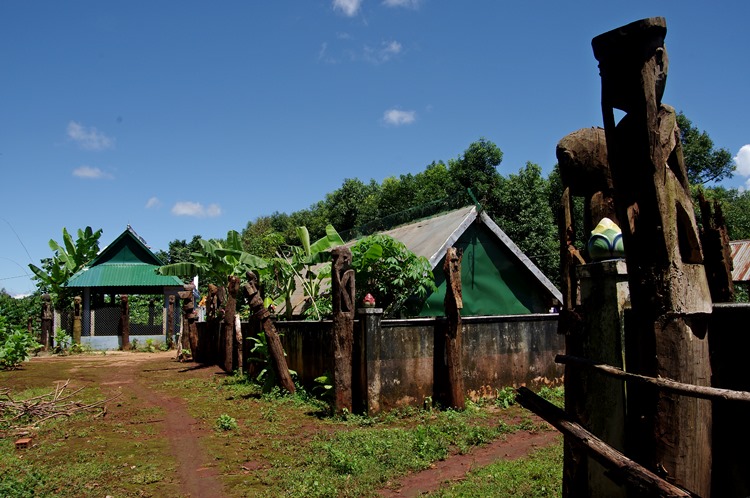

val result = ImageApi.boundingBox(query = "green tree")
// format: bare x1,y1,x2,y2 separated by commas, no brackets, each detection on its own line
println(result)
241,216,285,259
696,186,750,240
28,227,102,309
155,235,204,266
448,138,503,210
325,178,381,234
677,112,734,185
496,163,559,281
350,234,436,316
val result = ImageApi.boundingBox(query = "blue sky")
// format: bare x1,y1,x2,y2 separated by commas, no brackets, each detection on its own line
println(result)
2,1,749,297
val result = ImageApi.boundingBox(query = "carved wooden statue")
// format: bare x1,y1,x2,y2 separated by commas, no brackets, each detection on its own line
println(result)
331,246,356,413
593,17,712,496
222,276,239,372
241,270,296,394
167,294,175,349
40,293,52,351
73,295,82,345
119,295,130,351
443,247,465,410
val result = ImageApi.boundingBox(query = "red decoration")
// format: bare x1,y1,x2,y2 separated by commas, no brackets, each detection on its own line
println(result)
363,293,376,307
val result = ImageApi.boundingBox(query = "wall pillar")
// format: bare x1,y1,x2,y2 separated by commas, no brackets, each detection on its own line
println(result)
359,307,383,415
565,259,629,498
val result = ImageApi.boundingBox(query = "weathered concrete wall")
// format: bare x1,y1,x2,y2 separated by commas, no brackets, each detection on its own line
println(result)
196,312,564,414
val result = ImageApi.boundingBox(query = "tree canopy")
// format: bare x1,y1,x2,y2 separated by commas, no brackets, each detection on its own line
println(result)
677,112,734,185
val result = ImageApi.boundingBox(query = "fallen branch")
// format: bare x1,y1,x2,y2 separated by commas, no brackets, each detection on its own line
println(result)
1,380,121,432
556,354,750,402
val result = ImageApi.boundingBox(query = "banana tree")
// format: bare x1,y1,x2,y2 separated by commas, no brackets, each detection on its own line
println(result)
158,230,267,372
269,225,344,320
29,227,103,309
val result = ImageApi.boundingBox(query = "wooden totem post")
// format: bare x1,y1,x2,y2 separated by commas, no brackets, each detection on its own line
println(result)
443,247,465,410
698,192,735,303
119,295,130,351
178,284,198,359
222,275,239,372
40,293,52,351
72,296,82,345
167,294,175,349
331,246,355,413
593,17,712,496
241,271,296,394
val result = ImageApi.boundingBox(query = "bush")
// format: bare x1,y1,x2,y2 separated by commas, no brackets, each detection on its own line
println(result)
0,315,41,369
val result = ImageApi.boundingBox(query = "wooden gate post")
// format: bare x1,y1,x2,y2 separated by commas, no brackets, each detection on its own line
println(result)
593,18,712,497
167,294,175,349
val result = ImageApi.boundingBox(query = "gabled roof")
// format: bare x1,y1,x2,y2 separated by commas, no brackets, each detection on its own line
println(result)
66,226,183,288
380,205,562,303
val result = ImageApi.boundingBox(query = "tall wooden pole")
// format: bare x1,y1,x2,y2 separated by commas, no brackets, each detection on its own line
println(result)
331,246,355,413
241,271,295,394
443,247,465,410
119,295,130,351
593,18,712,497
223,276,239,372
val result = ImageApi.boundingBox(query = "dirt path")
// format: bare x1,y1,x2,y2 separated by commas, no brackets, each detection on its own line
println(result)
70,351,228,498
378,429,560,497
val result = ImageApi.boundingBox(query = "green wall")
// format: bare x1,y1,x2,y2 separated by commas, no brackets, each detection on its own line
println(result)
419,223,551,316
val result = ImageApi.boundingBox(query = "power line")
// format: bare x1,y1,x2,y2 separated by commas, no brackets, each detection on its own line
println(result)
1,217,34,263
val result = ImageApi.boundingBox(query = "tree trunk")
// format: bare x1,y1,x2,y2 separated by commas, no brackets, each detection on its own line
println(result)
443,247,465,410
234,313,243,373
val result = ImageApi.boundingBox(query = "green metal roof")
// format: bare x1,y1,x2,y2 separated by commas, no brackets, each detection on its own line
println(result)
65,226,183,289
66,263,183,288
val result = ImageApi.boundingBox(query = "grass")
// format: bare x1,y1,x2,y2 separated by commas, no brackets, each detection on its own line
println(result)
0,353,562,498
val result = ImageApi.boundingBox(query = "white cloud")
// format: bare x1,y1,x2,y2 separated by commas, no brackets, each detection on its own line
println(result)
171,201,222,218
363,40,403,64
383,0,420,8
333,0,362,16
67,121,115,150
734,144,750,177
145,197,161,209
72,165,114,179
383,108,416,126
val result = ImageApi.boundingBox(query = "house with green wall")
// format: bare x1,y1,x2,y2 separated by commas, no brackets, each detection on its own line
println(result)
378,205,562,316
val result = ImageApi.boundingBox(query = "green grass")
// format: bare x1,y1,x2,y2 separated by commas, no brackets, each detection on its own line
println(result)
428,438,563,497
1,354,563,498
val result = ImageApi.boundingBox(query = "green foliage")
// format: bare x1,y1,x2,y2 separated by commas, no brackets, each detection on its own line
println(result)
158,230,267,287
28,227,102,309
350,234,436,315
538,386,565,408
215,413,238,431
495,162,559,282
448,138,504,208
677,112,735,185
495,387,517,409
0,291,41,335
695,185,750,240
52,328,71,354
248,331,297,391
0,315,41,369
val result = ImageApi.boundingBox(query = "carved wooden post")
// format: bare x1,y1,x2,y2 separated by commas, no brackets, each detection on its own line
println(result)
178,284,198,359
167,294,175,349
72,296,82,345
698,192,735,303
241,271,296,394
27,316,33,336
593,18,712,497
223,275,239,372
443,247,465,410
40,293,52,351
331,246,355,413
119,295,130,351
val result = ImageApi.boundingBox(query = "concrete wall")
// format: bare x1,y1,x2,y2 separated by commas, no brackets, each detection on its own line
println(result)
81,334,166,350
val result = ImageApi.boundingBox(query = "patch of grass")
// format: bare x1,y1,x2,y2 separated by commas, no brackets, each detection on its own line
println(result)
428,437,563,497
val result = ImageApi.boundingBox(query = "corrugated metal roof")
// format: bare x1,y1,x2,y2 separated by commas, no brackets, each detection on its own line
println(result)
730,240,750,281
66,264,183,288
